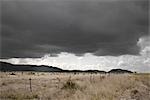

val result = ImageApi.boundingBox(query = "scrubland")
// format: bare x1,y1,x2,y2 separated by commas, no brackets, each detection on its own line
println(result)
0,72,149,100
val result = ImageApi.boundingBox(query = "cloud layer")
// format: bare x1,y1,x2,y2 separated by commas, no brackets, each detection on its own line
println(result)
1,0,149,58
1,35,150,72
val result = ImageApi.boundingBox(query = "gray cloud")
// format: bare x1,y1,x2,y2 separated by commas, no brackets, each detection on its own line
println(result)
1,0,149,58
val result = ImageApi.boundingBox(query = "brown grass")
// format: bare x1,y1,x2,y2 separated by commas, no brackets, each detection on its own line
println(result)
0,72,149,100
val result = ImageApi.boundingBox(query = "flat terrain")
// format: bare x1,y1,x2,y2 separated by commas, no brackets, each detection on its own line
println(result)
0,72,149,100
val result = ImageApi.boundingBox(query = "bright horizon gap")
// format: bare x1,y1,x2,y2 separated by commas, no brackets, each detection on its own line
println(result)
0,53,149,73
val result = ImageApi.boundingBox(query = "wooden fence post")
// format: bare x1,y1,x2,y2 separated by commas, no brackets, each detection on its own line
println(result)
29,78,32,92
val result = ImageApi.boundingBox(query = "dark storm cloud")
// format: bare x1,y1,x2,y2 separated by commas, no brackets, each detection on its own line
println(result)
1,0,149,58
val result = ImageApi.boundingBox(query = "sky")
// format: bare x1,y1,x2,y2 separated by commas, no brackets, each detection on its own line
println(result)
0,0,150,72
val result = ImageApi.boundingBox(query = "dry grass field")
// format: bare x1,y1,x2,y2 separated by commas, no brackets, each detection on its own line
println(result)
0,72,149,100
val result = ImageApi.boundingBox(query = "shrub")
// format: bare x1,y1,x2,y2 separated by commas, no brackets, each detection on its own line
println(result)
10,73,16,75
1,82,7,86
27,72,35,75
62,79,79,90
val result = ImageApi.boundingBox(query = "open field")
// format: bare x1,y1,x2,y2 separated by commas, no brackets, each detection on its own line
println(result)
0,72,150,100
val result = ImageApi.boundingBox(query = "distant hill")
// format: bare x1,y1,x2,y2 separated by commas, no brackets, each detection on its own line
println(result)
0,61,107,73
108,69,133,73
0,61,133,73
63,70,106,73
0,61,63,72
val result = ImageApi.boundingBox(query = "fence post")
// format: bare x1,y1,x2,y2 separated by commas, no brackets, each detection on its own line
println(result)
29,78,32,92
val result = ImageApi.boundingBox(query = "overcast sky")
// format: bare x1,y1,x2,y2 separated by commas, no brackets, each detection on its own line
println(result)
0,0,149,72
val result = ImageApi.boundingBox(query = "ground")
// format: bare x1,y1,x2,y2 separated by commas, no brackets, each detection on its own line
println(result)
0,72,150,100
